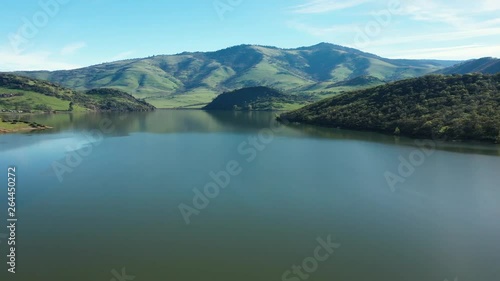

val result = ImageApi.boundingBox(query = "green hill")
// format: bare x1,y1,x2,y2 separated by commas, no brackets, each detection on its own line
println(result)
0,74,155,113
13,43,458,109
331,75,386,87
280,74,500,143
203,86,312,111
437,57,500,75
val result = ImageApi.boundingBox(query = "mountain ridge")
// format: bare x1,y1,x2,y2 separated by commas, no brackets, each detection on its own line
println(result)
436,57,500,75
11,43,460,108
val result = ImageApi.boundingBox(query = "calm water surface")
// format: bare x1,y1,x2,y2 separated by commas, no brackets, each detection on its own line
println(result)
0,110,499,281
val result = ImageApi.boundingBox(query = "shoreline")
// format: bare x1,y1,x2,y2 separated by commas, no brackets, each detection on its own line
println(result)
0,118,52,134
276,117,500,145
0,126,53,134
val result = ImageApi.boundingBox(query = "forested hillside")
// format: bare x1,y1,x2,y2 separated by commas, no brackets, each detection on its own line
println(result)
280,74,500,142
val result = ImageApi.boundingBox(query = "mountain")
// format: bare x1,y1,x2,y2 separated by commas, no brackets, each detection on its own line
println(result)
0,74,155,112
437,57,500,75
331,75,386,87
13,43,458,109
279,73,500,143
203,86,312,111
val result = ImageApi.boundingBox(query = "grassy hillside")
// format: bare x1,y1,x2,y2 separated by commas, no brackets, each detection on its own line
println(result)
437,57,500,75
280,74,500,142
331,75,385,87
83,88,156,111
0,74,155,113
13,43,458,108
203,86,312,111
0,118,51,134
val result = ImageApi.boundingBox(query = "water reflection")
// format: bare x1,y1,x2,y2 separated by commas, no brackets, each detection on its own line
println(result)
2,110,500,156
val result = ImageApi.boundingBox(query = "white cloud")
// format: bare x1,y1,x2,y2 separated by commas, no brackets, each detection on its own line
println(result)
60,42,87,56
0,46,81,71
350,27,500,47
385,44,500,60
286,0,500,60
288,0,370,14
399,0,500,28
287,21,357,36
109,51,135,62
479,0,500,11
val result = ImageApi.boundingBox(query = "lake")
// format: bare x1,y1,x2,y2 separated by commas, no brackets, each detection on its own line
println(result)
1,110,499,281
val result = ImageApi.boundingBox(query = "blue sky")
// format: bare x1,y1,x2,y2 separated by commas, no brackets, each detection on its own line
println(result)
1,0,499,71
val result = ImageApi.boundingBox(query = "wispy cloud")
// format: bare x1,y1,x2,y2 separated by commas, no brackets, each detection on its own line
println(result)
400,0,500,28
60,42,87,56
387,44,500,59
0,46,81,71
289,22,500,51
349,27,500,47
479,0,500,11
286,0,500,59
109,51,135,62
287,21,357,36
288,0,370,14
